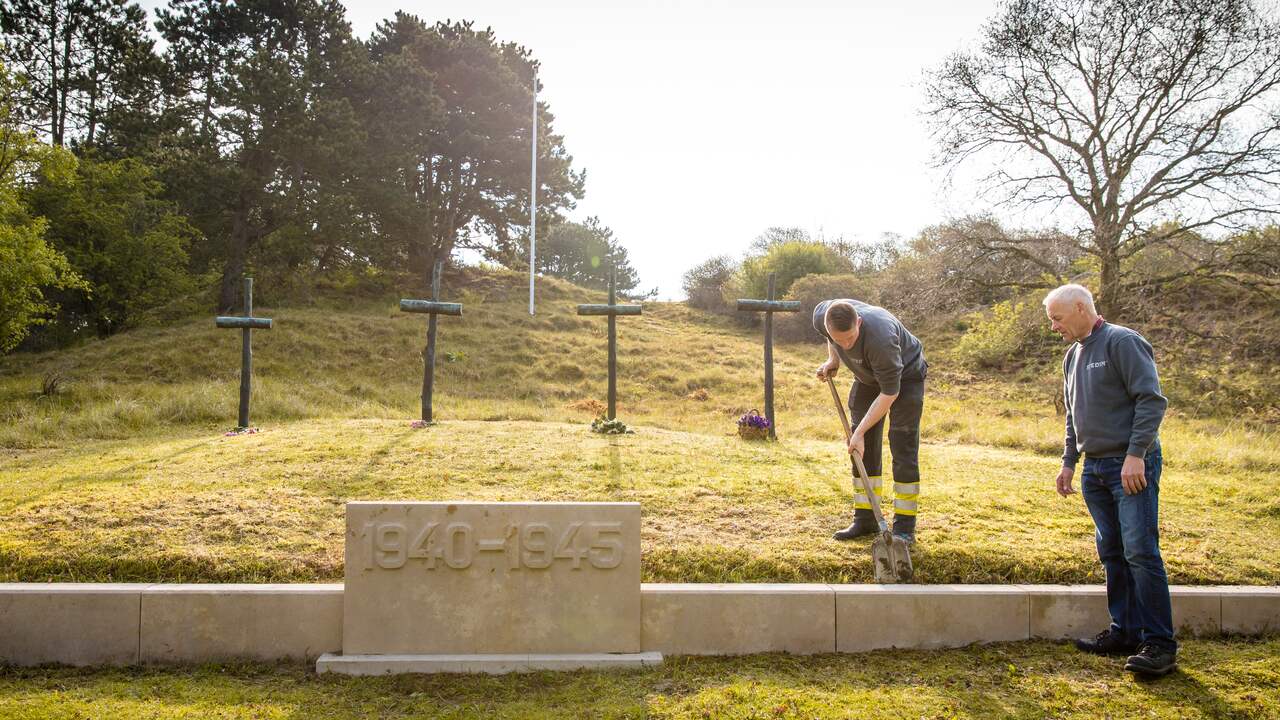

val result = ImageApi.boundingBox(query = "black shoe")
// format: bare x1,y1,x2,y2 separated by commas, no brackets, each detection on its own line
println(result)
1074,628,1139,656
892,532,915,546
833,520,877,541
1125,643,1177,676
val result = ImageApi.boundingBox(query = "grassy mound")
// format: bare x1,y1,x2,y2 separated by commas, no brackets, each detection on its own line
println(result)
2,418,1276,585
1,267,1276,584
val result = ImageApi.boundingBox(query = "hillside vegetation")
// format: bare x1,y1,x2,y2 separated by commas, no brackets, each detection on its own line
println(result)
1,268,1276,585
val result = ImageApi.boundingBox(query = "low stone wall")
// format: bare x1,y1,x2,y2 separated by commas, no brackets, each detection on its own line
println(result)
1,583,1275,666
0,584,342,667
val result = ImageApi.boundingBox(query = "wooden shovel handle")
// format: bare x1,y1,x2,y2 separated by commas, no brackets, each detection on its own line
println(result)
826,376,889,530
827,375,853,440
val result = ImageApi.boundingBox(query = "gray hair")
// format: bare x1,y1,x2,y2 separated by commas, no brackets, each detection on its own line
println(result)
1043,283,1096,312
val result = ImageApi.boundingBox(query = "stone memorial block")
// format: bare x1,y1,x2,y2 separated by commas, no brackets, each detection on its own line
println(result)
342,502,641,655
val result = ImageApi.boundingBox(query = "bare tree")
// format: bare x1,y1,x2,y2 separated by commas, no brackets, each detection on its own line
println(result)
925,0,1280,314
915,216,1082,300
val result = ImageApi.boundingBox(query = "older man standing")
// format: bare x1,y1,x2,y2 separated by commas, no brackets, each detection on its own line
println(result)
1045,284,1176,677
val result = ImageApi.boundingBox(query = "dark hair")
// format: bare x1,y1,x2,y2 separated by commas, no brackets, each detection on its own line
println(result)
825,302,858,332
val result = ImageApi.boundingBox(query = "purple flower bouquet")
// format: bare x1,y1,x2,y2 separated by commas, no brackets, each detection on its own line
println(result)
737,409,771,440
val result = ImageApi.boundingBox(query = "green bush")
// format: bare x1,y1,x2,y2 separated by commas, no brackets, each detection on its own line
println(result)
22,156,200,344
734,241,853,302
955,297,1058,370
774,273,874,343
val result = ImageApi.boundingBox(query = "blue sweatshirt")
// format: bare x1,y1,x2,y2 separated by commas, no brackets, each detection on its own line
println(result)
1062,321,1167,467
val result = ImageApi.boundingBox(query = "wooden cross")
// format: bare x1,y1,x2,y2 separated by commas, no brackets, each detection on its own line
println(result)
577,269,642,420
736,272,800,439
400,261,463,424
215,277,273,430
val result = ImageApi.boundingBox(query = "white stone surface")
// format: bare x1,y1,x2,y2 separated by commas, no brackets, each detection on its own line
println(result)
1023,585,1109,639
342,502,641,655
641,583,834,655
1221,587,1280,635
1171,587,1222,636
315,652,663,675
835,585,1029,652
0,584,141,666
140,584,342,662
1024,585,1225,638
5,581,1277,668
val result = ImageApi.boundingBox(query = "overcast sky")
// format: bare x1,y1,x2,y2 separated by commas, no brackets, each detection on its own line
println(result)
139,0,1006,299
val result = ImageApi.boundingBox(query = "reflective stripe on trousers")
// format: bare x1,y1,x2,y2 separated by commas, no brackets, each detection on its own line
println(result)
894,481,919,516
853,475,883,510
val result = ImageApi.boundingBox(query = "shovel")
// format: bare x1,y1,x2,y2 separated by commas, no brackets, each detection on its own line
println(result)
826,376,914,583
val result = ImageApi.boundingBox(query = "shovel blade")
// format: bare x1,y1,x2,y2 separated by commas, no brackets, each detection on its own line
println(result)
871,532,914,584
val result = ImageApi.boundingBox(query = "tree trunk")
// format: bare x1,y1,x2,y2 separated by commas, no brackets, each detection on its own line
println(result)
85,47,99,146
407,236,426,283
1091,217,1124,317
57,8,73,147
48,3,60,146
219,193,251,312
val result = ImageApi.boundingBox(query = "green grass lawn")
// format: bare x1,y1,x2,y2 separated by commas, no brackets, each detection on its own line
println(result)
2,417,1276,585
2,638,1277,719
1,270,1277,585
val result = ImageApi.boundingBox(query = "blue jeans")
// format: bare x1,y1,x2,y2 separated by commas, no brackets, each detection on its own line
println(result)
1081,447,1176,652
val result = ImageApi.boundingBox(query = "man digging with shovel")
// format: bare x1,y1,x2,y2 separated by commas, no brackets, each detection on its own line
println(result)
814,300,926,550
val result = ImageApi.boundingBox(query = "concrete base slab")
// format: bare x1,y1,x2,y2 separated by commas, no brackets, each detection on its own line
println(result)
835,585,1029,652
1025,585,1228,639
1222,587,1280,635
0,584,141,666
1171,587,1222,636
141,584,342,663
1023,585,1108,640
315,652,664,675
642,583,834,655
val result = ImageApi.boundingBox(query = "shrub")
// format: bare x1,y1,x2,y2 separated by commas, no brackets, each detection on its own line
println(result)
682,255,738,312
734,241,852,302
775,273,872,342
955,296,1058,370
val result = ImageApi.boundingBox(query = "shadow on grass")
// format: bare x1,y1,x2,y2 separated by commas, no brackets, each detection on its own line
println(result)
340,424,418,497
3,435,219,508
1130,667,1246,718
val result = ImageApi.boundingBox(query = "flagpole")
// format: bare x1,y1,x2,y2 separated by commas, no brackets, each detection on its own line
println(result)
529,69,538,316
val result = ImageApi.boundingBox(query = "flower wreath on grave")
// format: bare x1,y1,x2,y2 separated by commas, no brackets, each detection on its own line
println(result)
224,427,260,436
591,416,634,434
736,409,770,440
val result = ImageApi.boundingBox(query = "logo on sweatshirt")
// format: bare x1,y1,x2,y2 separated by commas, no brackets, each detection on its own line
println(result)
1087,360,1108,370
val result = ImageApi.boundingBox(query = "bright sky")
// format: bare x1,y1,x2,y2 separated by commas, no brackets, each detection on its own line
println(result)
140,0,1005,299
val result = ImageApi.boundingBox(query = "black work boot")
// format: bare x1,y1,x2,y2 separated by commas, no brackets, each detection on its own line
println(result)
891,514,916,545
1125,643,1177,677
833,510,877,541
1074,628,1139,656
